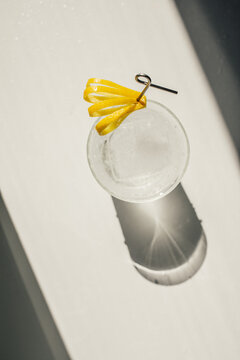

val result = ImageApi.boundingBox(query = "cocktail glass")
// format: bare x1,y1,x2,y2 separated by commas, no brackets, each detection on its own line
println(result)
87,100,189,202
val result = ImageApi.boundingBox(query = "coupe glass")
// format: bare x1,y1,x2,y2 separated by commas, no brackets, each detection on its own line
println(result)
87,100,189,202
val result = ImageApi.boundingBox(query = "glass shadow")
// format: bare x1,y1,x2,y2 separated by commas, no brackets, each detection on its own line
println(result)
112,184,207,285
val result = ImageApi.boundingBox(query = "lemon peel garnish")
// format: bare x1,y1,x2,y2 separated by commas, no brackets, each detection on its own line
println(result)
83,78,146,135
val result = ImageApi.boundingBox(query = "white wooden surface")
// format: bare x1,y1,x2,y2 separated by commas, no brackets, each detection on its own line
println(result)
1,0,240,359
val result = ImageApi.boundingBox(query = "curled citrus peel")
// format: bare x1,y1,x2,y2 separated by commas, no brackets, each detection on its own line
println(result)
83,78,146,135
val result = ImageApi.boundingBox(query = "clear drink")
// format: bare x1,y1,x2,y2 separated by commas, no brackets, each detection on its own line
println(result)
87,100,189,202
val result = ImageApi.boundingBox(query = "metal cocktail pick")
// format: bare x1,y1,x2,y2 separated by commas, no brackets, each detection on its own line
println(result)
135,73,178,102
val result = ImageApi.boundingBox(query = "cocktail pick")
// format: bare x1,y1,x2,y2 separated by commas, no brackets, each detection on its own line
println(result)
83,74,177,136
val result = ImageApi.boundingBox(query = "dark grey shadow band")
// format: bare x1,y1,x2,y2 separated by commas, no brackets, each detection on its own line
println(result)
175,0,240,157
0,193,71,360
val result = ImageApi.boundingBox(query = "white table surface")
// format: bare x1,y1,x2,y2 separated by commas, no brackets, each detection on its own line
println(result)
1,0,240,359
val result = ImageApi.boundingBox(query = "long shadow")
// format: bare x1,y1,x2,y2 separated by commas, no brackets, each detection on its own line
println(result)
112,184,207,285
0,194,71,360
175,0,240,158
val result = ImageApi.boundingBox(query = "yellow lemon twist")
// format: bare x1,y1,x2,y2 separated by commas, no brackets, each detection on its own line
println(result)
83,78,146,135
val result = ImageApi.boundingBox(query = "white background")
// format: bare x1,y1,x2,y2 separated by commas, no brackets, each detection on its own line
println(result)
0,0,240,359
